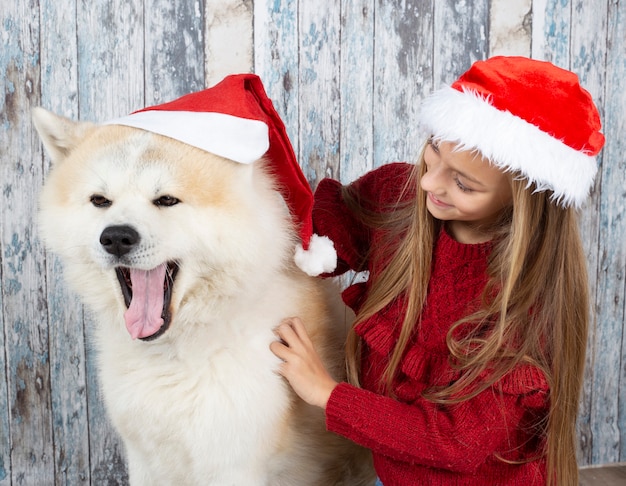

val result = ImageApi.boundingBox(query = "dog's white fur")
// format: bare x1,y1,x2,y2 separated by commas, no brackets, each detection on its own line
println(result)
34,108,373,486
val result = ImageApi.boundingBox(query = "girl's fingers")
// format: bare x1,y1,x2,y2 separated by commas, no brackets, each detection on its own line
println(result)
289,317,312,344
271,320,304,363
269,339,290,361
272,317,316,368
275,320,299,347
278,317,312,345
270,317,337,408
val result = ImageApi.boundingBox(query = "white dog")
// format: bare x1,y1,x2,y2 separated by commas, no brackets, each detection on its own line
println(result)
34,104,373,485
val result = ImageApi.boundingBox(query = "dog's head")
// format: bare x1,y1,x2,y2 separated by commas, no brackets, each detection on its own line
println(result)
34,108,294,341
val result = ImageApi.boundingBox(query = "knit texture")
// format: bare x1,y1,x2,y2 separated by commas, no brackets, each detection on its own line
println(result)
313,163,549,485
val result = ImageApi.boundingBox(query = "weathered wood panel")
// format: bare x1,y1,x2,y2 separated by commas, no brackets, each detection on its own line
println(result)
373,0,434,166
39,1,93,484
338,0,374,183
489,0,532,57
205,0,253,86
145,0,206,104
254,0,299,156
2,0,626,483
298,1,342,184
1,2,55,486
433,0,489,86
589,0,626,466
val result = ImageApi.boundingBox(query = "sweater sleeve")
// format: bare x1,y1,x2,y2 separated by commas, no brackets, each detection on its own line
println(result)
325,366,549,474
312,162,415,276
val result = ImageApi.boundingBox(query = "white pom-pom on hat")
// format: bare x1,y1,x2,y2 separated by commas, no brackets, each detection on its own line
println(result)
295,234,337,277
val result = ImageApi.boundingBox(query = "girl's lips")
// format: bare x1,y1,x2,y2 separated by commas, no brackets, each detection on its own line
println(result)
428,192,452,208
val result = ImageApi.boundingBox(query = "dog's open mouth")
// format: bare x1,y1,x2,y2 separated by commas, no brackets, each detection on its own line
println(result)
115,262,179,341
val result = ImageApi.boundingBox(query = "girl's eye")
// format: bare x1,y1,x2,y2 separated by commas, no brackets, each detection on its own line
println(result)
455,178,472,193
428,136,440,153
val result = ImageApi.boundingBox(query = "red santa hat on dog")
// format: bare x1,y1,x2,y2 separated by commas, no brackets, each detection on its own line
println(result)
420,56,605,207
107,74,336,276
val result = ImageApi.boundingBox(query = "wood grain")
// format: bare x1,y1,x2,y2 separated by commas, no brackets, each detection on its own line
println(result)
1,1,53,484
39,2,93,484
589,0,626,465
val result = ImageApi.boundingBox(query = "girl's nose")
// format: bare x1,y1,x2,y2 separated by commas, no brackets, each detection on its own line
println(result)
420,164,445,195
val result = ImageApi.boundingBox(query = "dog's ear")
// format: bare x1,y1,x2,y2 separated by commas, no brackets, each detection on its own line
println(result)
32,107,95,163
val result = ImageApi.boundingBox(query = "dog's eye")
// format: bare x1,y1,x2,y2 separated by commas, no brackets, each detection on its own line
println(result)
90,194,112,208
153,195,180,207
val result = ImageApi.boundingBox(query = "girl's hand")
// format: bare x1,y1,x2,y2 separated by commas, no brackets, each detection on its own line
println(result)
270,317,338,409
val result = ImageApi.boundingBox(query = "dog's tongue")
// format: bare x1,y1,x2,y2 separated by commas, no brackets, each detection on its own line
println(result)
124,264,166,340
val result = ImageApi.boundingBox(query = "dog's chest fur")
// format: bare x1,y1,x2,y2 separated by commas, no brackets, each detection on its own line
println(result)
97,302,294,483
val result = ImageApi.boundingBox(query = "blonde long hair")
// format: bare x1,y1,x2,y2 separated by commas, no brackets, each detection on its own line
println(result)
344,146,589,486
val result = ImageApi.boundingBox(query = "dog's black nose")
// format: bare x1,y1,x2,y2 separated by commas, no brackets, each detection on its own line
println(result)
100,225,140,257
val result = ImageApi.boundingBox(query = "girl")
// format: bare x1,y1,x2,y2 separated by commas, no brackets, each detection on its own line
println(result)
271,56,604,485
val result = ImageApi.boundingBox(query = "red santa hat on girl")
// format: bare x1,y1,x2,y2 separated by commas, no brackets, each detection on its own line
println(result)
420,56,605,208
106,73,336,276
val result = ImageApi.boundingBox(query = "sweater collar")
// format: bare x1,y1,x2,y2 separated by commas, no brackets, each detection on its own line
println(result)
437,224,493,261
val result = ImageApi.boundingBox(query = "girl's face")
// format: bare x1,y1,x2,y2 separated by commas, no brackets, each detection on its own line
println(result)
421,138,513,244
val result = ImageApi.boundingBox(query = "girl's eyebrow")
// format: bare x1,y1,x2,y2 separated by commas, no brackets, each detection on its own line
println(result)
437,141,490,187
443,156,487,187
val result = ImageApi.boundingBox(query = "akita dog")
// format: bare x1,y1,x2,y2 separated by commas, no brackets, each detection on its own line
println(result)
34,77,373,485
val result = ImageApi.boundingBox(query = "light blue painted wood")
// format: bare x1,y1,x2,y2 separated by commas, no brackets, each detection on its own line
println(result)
297,1,341,185
613,3,626,465
39,1,93,483
540,0,572,64
373,0,435,167
0,1,55,483
254,0,300,160
0,231,8,486
591,0,626,466
339,0,375,184
433,0,489,86
144,0,206,105
76,0,145,120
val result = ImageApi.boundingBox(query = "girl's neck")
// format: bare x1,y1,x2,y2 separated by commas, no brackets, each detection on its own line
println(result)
447,220,495,244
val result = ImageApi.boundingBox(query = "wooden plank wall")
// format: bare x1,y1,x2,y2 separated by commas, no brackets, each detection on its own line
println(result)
0,0,624,483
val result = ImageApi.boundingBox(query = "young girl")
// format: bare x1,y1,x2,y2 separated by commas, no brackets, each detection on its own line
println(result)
271,56,605,485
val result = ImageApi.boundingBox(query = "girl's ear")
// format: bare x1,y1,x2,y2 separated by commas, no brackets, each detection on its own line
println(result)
32,107,95,164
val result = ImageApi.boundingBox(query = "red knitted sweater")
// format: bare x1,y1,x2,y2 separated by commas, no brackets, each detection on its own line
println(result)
313,163,549,485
